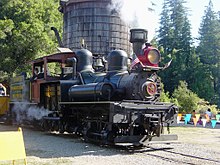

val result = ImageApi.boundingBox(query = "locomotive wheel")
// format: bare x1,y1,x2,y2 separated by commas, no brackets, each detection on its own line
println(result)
82,128,91,142
59,123,65,134
41,120,49,131
106,131,116,144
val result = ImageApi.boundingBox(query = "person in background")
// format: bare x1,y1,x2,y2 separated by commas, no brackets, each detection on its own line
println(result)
0,83,6,96
191,110,196,123
192,110,196,118
206,108,212,118
30,68,39,82
205,108,212,122
32,68,39,80
197,117,203,125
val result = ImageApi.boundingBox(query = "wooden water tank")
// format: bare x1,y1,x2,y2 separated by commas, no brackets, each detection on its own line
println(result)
59,0,132,56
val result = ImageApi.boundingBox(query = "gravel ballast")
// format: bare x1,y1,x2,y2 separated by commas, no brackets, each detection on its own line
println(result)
0,124,220,165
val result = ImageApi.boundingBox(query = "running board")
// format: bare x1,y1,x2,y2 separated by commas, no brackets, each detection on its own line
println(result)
114,134,178,146
148,134,178,141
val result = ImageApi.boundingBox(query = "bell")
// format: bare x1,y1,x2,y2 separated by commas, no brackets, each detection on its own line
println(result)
94,58,104,67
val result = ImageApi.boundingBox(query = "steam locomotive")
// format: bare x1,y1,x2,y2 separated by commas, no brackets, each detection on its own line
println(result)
10,29,177,146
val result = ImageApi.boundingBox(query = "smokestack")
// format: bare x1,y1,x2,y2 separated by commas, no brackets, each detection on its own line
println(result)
130,29,148,56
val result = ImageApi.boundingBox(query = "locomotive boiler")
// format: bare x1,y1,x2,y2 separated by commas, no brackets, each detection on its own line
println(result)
9,29,177,146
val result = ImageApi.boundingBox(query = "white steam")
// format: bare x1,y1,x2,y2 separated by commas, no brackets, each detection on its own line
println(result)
109,0,158,41
12,102,51,124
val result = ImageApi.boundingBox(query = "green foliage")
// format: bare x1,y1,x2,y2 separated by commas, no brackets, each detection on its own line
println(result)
189,63,215,101
159,83,171,102
160,83,179,107
172,81,201,113
158,0,220,108
160,90,171,103
0,0,62,78
197,103,219,115
197,1,219,65
196,0,220,107
158,0,193,94
160,80,219,114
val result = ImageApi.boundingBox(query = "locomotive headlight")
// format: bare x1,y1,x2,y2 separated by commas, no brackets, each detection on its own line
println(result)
138,47,161,67
147,49,161,65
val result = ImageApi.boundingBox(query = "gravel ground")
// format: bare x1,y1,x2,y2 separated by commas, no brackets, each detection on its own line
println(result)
0,124,220,165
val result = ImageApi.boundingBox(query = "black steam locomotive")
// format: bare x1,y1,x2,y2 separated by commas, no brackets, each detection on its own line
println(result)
10,29,177,146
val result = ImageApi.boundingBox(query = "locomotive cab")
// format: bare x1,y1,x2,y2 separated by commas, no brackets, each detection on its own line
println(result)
30,52,75,107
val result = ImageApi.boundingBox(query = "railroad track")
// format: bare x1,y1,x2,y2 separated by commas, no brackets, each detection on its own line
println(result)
133,145,220,165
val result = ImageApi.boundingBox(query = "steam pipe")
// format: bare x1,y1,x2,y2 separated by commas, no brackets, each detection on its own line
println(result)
72,57,77,79
51,27,64,47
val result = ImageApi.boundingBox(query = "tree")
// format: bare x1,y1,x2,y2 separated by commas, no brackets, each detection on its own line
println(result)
189,60,215,102
158,0,193,94
158,0,172,57
172,81,200,113
157,0,175,94
196,0,220,106
0,0,62,78
157,0,220,108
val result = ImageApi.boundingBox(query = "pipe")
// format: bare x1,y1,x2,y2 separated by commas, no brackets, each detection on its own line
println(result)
51,27,64,47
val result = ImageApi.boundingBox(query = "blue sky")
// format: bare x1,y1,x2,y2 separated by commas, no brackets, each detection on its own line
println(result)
116,0,220,41
152,0,220,40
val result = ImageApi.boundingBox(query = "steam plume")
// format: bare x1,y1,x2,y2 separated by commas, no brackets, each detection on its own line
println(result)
109,0,158,40
12,102,51,124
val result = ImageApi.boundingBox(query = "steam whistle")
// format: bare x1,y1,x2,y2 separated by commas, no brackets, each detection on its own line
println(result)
81,38,87,48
